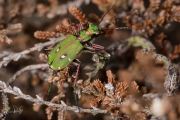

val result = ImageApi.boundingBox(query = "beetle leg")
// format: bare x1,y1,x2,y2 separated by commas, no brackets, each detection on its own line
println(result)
86,50,111,81
84,44,110,61
74,64,80,86
89,43,110,59
84,43,111,81
47,82,53,94
72,59,81,86
84,45,111,81
86,42,105,50
47,70,58,94
91,44,105,50
72,59,81,112
83,46,96,53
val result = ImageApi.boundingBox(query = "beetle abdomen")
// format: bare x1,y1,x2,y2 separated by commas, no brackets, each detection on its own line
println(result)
48,35,83,70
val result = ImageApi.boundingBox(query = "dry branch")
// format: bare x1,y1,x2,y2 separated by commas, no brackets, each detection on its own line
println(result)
0,81,107,115
8,64,49,85
127,36,180,96
46,0,90,18
0,35,67,68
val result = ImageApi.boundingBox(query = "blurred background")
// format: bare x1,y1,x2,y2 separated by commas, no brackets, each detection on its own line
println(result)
0,0,180,120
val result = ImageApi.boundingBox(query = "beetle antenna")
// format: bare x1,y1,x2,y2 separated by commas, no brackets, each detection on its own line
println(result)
104,27,132,31
98,5,115,25
115,27,132,30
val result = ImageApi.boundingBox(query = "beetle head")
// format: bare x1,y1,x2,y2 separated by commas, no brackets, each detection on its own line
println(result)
88,23,100,35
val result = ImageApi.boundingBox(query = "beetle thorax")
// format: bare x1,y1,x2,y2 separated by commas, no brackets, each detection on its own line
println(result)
78,24,99,42
79,30,91,42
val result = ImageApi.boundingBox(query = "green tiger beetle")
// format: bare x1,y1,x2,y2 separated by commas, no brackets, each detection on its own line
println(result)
47,24,131,84
47,6,131,111
48,23,110,83
47,7,131,83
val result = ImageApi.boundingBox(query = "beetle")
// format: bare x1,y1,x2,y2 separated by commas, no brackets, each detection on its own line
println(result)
47,7,132,85
48,23,110,83
48,23,109,68
47,7,131,111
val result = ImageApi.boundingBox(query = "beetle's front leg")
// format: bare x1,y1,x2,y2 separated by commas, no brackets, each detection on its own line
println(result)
84,43,108,54
91,43,105,51
83,45,96,53
85,42,105,50
85,43,110,61
85,44,110,62
92,49,111,62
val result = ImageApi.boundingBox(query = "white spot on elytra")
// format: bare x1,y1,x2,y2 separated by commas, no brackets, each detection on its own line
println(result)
60,54,66,59
58,67,61,70
68,58,71,61
56,48,59,52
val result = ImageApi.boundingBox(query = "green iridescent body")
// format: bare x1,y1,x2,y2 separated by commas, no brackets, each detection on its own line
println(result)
48,23,99,70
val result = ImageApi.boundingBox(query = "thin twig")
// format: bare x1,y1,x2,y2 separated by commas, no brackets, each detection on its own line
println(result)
154,53,180,96
58,110,65,120
8,64,49,85
0,35,66,68
0,81,107,115
0,51,10,59
47,0,90,18
126,36,180,96
0,93,10,120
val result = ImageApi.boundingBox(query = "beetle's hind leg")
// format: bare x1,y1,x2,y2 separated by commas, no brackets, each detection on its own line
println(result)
47,70,58,94
72,59,81,112
72,59,81,86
